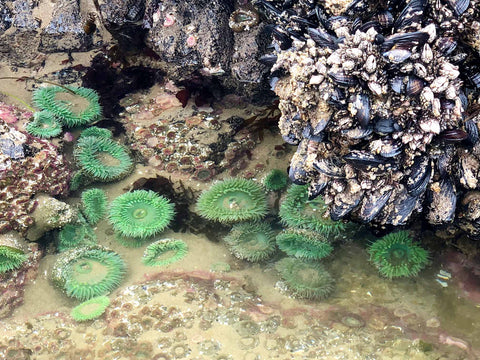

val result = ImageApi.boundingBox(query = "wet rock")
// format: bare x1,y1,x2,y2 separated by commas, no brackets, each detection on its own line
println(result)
0,0,13,33
0,0,40,65
143,0,234,80
39,0,92,53
26,194,77,241
99,0,147,51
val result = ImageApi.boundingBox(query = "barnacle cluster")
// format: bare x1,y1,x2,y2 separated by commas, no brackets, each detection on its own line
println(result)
120,88,279,182
0,118,70,234
255,0,480,232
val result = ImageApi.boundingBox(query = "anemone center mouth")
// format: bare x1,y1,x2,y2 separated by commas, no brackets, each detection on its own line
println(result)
133,208,148,219
96,151,120,167
74,260,92,274
235,13,253,23
388,245,409,265
228,197,240,209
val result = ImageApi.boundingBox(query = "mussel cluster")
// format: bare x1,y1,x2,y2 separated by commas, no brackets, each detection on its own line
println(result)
254,0,480,236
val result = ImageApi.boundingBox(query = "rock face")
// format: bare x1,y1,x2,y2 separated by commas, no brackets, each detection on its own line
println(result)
100,0,271,98
0,0,96,65
0,103,71,235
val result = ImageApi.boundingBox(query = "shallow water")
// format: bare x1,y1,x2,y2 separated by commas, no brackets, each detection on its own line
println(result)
0,72,479,360
2,191,480,360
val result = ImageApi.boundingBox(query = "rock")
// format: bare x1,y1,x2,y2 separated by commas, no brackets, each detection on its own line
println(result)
26,194,77,241
39,0,92,53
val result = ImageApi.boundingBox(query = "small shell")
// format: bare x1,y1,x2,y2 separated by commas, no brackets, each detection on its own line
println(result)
430,76,449,93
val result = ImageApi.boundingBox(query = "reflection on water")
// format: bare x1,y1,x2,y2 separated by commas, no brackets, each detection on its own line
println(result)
1,219,479,359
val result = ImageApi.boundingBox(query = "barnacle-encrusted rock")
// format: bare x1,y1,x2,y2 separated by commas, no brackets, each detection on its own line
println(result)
0,112,71,235
26,194,77,241
255,0,480,234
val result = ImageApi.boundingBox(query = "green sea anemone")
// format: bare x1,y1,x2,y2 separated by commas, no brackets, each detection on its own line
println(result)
80,126,113,139
32,85,101,127
276,229,333,260
51,245,126,301
196,178,268,223
25,111,62,139
109,190,175,239
114,233,151,248
223,222,276,262
0,233,28,273
275,257,334,300
263,169,289,191
71,295,110,322
56,214,96,252
368,231,429,278
81,188,108,225
279,185,345,237
74,136,134,183
142,239,188,267
69,171,94,191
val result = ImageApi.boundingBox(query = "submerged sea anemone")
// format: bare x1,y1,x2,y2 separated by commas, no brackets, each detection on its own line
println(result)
74,136,134,183
197,178,268,223
368,231,429,278
142,239,188,267
275,257,334,300
25,111,62,139
263,169,289,191
280,185,345,238
276,229,333,260
0,233,28,273
56,214,96,252
109,190,175,239
223,221,277,262
71,295,110,322
51,245,126,301
114,233,151,248
32,85,101,127
81,188,108,225
80,126,113,139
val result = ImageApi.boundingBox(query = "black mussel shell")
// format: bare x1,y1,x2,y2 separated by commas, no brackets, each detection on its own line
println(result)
394,0,427,31
343,150,389,170
358,189,392,223
377,10,394,28
308,174,329,199
447,0,470,16
330,190,364,221
349,93,371,128
407,157,432,197
308,28,339,49
465,119,479,145
406,76,424,96
381,31,429,52
328,71,358,87
313,158,345,178
259,54,278,66
426,177,457,224
374,117,401,134
440,129,468,142
436,37,457,56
